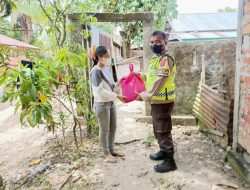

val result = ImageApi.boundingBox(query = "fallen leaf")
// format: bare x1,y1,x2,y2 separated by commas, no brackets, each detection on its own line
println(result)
0,68,5,76
183,131,192,136
29,159,42,166
0,160,5,166
83,142,91,150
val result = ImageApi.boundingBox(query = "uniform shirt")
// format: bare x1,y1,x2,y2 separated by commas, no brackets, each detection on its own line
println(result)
90,65,117,102
140,52,174,104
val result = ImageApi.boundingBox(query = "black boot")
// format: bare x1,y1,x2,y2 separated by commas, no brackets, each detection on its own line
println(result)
149,150,167,161
154,153,177,173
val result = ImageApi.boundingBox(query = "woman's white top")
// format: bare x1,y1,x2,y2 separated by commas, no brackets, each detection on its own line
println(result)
90,65,117,102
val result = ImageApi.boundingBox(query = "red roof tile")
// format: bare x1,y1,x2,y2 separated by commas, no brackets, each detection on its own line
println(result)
0,34,39,51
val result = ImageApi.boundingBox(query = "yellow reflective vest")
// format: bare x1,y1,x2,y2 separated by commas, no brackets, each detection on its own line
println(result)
146,54,176,101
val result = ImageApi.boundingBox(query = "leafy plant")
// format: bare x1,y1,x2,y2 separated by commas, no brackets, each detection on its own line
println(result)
0,0,15,18
33,173,51,188
0,19,23,41
99,0,178,57
143,132,156,147
0,0,99,157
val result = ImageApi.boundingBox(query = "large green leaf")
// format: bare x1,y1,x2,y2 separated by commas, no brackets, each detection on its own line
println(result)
0,74,8,86
29,86,37,100
27,116,36,128
14,102,21,115
20,80,32,93
20,109,28,125
21,95,31,105
32,109,42,124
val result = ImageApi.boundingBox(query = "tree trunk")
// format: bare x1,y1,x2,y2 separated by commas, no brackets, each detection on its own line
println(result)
126,41,131,58
17,14,33,43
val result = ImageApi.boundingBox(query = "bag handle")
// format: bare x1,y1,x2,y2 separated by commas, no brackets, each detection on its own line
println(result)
129,64,134,72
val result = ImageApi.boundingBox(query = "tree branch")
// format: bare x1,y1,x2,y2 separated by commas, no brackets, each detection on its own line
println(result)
62,0,76,14
60,15,67,47
37,0,53,24
38,0,61,48
52,96,72,114
51,1,63,48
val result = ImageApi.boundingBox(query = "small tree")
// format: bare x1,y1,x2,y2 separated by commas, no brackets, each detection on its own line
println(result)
0,0,14,18
0,0,98,157
99,0,178,57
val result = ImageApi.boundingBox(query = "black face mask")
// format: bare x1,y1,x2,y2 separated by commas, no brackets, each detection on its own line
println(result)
150,44,163,54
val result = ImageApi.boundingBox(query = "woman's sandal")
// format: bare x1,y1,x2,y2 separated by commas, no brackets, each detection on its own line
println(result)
111,151,125,157
104,155,117,163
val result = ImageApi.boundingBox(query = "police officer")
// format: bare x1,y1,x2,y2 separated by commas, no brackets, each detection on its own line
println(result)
137,31,177,173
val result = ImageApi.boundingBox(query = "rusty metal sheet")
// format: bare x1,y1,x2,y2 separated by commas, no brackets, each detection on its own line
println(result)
99,33,112,50
193,85,234,145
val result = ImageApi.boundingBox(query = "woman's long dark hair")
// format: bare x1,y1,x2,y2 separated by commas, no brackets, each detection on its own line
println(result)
93,46,108,66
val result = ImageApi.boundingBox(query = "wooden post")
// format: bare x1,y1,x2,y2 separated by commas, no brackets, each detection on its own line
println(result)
68,12,154,116
200,53,206,85
233,0,244,151
143,17,154,72
143,17,153,116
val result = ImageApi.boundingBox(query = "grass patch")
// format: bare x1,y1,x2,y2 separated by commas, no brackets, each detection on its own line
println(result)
143,133,156,147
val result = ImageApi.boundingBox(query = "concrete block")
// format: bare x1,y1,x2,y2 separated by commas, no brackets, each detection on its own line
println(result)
245,4,250,15
245,0,250,7
243,23,250,35
240,64,250,73
136,115,196,126
244,56,250,64
240,75,250,83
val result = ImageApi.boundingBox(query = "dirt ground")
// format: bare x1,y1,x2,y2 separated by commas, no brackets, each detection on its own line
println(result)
0,101,250,190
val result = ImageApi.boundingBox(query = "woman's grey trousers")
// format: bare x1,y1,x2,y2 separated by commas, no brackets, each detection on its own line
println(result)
94,101,117,155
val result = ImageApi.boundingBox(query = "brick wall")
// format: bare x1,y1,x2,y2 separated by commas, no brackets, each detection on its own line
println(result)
129,40,236,115
238,0,250,154
130,49,143,58
168,40,236,115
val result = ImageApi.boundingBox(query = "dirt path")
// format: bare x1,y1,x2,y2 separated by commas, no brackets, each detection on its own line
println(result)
1,102,250,190
82,126,247,190
0,102,51,186
46,102,250,190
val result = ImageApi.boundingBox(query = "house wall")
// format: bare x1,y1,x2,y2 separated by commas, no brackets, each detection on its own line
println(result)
113,44,122,58
236,0,250,155
130,49,143,58
90,25,112,51
168,40,236,115
127,40,236,115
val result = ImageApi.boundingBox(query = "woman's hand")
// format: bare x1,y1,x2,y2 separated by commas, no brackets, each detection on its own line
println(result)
115,78,124,87
115,80,121,87
136,94,143,101
117,95,126,103
131,71,139,75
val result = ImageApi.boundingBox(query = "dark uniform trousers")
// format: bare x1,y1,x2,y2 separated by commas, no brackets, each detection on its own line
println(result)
151,102,174,155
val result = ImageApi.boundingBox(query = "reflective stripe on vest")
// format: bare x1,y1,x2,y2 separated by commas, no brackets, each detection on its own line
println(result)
146,54,176,101
154,90,175,97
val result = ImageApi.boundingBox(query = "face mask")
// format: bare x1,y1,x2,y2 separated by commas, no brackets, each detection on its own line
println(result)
102,58,111,67
150,44,163,54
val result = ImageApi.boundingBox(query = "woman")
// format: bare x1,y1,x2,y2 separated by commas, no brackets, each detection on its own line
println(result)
90,46,125,163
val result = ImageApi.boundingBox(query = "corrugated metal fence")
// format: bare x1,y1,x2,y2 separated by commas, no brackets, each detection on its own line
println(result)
193,85,234,147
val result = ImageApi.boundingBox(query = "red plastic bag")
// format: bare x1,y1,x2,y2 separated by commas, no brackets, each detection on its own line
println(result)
121,64,146,103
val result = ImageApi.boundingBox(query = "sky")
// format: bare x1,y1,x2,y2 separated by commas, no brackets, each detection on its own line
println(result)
177,0,239,14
